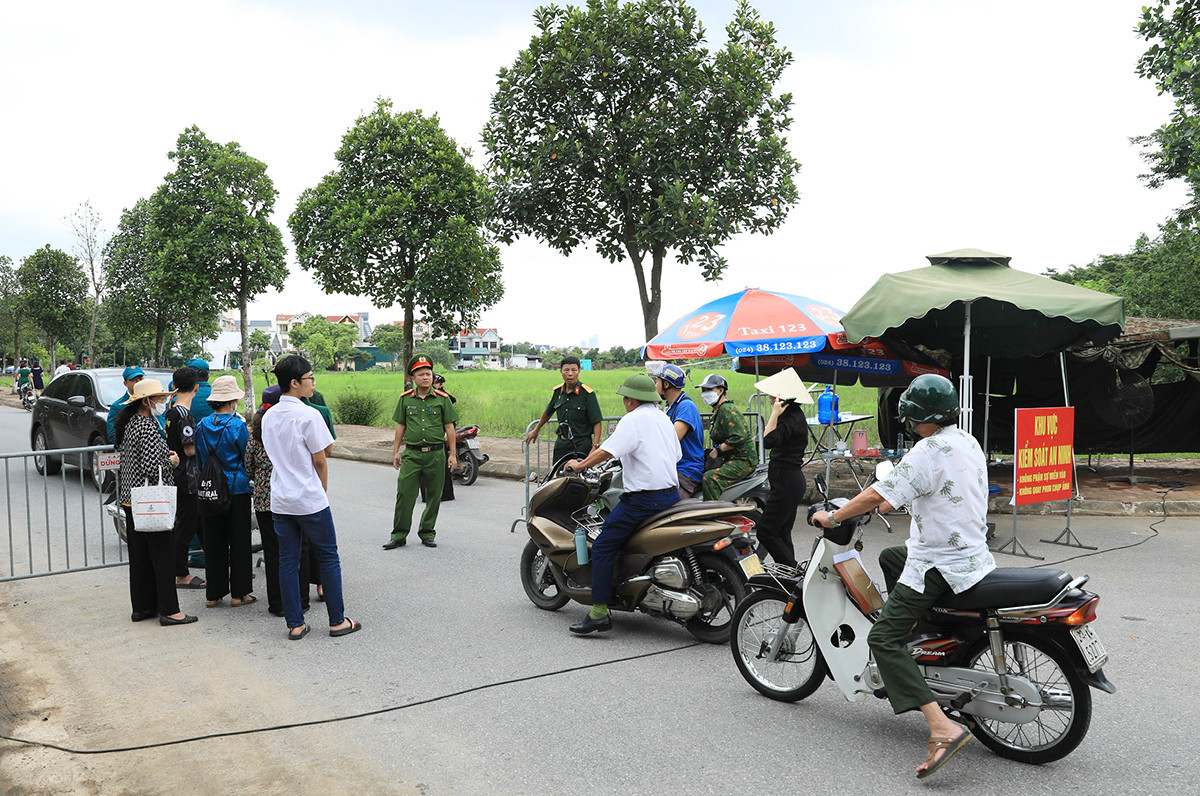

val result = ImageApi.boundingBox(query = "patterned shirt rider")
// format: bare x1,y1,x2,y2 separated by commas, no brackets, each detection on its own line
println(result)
872,425,996,594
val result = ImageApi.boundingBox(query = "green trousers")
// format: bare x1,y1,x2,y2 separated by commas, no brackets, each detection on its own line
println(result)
701,458,755,501
867,545,949,714
553,436,592,465
393,448,446,540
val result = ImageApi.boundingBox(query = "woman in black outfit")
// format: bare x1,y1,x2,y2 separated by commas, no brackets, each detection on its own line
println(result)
757,394,809,568
115,378,198,626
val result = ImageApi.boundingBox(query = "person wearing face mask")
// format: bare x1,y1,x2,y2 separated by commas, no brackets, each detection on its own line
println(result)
114,379,197,626
653,364,705,499
697,374,757,501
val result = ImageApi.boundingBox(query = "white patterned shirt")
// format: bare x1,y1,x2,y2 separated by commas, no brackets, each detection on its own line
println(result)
873,426,996,594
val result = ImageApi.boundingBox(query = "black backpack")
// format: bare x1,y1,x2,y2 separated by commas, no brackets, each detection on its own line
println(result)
197,423,235,516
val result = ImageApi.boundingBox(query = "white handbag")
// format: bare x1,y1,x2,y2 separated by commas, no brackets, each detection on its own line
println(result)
130,468,177,533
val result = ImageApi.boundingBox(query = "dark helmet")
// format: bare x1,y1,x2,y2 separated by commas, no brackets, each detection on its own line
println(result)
898,374,960,426
433,373,445,385
697,373,727,391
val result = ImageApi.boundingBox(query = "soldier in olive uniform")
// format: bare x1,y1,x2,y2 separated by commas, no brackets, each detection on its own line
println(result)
697,374,757,500
524,356,603,465
385,355,459,550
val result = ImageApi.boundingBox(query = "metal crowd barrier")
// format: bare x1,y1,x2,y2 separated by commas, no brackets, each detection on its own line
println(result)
1,444,126,582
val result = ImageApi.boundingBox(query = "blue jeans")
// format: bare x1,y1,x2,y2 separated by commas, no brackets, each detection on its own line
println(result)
590,487,679,605
273,507,345,629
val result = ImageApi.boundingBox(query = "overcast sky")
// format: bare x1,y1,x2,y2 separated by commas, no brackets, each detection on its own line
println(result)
0,0,1188,348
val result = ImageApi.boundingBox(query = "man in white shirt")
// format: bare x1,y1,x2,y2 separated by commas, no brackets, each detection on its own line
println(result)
52,360,72,379
563,373,681,634
813,374,994,778
261,355,362,641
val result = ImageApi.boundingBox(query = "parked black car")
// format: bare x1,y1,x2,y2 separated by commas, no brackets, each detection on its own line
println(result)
30,367,173,490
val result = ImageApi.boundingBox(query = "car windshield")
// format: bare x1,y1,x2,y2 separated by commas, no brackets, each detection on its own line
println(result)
97,375,127,408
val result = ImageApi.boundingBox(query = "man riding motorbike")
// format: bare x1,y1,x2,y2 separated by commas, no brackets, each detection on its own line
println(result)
812,374,996,779
563,373,681,635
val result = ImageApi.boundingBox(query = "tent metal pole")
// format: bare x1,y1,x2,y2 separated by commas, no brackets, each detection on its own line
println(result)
959,301,974,435
983,356,993,462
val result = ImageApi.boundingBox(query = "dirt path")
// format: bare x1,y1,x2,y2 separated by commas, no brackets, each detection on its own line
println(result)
0,575,408,794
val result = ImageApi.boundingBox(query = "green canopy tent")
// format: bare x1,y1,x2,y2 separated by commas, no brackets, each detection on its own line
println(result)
841,249,1125,434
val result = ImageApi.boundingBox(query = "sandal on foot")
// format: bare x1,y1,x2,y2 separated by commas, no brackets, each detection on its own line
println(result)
917,724,972,779
205,599,222,608
177,577,207,589
287,624,310,640
329,617,362,637
231,595,258,607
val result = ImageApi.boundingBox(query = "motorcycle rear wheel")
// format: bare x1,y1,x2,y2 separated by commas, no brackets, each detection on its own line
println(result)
520,540,570,611
456,451,479,486
685,553,747,644
731,591,827,701
962,633,1092,764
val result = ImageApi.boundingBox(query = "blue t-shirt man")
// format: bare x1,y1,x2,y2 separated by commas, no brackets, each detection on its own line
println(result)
654,364,705,496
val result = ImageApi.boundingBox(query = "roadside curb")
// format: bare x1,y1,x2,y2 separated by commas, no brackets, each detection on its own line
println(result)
329,444,529,482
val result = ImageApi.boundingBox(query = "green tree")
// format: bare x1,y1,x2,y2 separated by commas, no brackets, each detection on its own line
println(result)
289,316,358,366
0,255,25,363
17,246,88,364
414,338,456,371
369,323,407,370
103,198,221,366
248,327,272,370
289,99,504,370
305,333,335,370
1135,0,1200,220
153,126,288,406
65,200,108,366
483,0,800,339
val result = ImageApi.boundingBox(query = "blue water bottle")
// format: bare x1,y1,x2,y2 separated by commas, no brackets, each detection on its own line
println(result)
575,527,589,565
817,386,837,424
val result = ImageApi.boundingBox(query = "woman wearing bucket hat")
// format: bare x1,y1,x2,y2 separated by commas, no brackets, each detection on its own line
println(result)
114,379,197,626
195,375,256,608
561,373,681,634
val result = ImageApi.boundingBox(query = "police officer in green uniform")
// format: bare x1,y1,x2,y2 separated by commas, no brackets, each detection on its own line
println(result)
385,355,459,550
698,374,757,500
524,356,603,465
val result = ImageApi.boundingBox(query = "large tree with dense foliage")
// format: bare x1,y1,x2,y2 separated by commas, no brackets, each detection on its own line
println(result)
1046,219,1200,320
483,0,800,339
17,246,88,364
289,316,358,367
289,99,504,370
153,126,288,405
103,198,221,366
369,323,407,371
1135,0,1200,220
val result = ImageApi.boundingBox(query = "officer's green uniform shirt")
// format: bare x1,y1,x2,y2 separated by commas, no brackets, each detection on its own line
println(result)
545,382,602,441
393,388,459,445
302,397,336,440
710,401,756,464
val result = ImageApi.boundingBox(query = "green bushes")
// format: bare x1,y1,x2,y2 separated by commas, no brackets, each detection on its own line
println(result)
332,383,386,427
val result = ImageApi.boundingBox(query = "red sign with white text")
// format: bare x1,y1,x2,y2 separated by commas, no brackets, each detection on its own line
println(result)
1013,407,1074,506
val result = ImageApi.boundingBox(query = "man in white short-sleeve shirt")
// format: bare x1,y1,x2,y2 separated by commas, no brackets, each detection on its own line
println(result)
261,355,361,641
562,373,681,635
812,374,993,778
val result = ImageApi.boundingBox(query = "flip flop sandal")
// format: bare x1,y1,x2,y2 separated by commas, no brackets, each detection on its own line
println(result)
917,725,972,779
205,599,222,608
177,577,207,589
287,624,310,640
231,595,258,607
329,617,362,637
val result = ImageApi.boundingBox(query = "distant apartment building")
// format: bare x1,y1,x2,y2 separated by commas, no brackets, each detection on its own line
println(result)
275,312,372,351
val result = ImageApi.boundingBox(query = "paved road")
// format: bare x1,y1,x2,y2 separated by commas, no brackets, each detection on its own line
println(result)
0,404,1196,793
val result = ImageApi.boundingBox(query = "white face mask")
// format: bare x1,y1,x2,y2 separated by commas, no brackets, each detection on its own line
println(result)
150,400,168,417
700,390,720,407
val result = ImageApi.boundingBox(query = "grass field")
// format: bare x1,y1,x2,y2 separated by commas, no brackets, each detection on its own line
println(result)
0,367,881,441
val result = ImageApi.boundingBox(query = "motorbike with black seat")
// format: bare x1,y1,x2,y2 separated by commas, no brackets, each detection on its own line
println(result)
729,467,1114,764
521,459,764,643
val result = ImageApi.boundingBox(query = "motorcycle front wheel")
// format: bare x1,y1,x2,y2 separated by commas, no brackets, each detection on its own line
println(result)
520,540,570,610
962,633,1092,764
684,553,747,644
731,591,827,702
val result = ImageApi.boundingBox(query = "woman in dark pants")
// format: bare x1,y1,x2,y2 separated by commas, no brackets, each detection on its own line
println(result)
756,392,810,568
195,375,256,608
115,378,197,626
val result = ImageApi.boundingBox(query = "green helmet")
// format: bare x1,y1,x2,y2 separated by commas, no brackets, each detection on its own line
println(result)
616,373,662,403
898,374,960,427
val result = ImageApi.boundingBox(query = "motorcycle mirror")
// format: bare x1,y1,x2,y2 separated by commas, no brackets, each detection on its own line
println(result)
814,473,828,499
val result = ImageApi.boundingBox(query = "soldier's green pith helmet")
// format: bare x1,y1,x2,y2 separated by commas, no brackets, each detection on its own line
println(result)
898,374,960,427
616,373,662,403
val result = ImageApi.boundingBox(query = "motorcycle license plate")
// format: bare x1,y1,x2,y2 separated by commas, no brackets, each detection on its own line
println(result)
738,554,764,578
1070,624,1108,672
466,439,481,450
